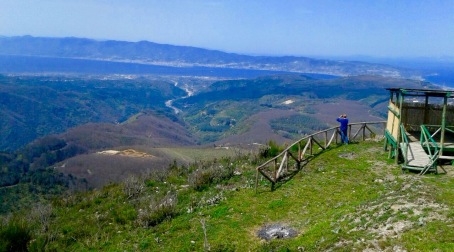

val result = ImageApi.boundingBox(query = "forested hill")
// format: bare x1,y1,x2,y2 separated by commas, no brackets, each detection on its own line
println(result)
0,75,185,151
0,36,418,78
0,74,436,152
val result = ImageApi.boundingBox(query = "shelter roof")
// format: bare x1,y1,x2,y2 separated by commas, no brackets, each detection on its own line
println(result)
386,88,454,98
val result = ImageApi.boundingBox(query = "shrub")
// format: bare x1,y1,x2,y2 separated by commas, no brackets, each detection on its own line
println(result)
0,216,32,252
30,203,53,234
168,159,188,177
123,176,145,199
136,192,178,227
259,140,283,158
188,163,234,191
198,192,226,208
146,169,169,183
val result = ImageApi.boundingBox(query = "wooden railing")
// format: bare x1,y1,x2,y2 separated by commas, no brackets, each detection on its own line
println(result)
255,121,386,192
419,125,443,175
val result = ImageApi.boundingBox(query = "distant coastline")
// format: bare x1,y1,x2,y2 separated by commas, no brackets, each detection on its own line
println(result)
0,55,340,80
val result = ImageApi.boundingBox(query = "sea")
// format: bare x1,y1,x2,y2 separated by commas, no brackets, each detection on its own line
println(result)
0,55,294,79
0,55,452,87
423,69,454,89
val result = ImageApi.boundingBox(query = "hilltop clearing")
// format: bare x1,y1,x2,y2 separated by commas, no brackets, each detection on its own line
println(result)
2,140,453,251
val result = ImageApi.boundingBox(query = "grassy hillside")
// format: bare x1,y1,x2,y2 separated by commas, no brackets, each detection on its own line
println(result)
2,139,453,251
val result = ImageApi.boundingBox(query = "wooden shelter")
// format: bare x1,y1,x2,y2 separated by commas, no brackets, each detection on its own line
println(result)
384,88,454,174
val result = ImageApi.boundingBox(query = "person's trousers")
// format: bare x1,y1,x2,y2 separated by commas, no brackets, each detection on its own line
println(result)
340,129,349,144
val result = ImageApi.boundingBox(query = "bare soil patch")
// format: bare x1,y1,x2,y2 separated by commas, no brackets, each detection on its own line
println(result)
97,149,153,158
257,223,298,241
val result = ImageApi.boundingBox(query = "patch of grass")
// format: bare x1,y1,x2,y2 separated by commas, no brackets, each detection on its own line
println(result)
0,215,31,252
211,205,229,219
401,221,454,250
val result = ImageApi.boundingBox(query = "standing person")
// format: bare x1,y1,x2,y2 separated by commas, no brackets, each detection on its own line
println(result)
337,114,349,144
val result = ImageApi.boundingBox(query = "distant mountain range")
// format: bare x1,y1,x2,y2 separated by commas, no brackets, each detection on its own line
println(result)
0,35,420,78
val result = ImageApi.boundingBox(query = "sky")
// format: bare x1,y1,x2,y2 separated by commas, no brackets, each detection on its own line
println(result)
1,0,454,58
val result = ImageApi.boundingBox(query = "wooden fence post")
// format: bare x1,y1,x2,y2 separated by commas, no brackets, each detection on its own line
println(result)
298,142,301,162
255,169,259,193
310,138,313,155
362,123,366,141
324,131,328,148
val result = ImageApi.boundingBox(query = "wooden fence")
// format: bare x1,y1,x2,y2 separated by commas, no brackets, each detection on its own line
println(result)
255,121,386,192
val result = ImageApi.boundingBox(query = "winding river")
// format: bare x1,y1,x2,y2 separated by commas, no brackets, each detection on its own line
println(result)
165,81,194,114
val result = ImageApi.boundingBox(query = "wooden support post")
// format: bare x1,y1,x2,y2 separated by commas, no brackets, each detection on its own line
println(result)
324,131,328,148
259,169,274,183
255,169,259,194
423,95,429,125
327,130,337,147
351,127,363,141
288,151,299,162
384,134,388,151
310,138,313,155
440,95,448,157
395,92,404,165
298,142,301,162
311,138,325,150
301,140,311,160
286,151,289,172
276,152,287,180
362,123,366,141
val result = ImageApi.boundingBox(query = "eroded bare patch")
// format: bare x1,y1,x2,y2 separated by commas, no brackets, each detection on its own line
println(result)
257,223,298,241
